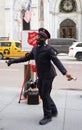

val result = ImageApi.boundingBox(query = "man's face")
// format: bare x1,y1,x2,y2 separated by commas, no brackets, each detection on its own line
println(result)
36,34,46,44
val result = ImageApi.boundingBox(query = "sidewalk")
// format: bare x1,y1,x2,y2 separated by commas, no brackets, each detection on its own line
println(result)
0,86,82,130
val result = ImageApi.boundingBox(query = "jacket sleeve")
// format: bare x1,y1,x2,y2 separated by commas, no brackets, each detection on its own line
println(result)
49,47,67,75
10,49,34,64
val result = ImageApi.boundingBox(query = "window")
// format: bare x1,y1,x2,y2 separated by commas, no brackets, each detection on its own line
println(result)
0,42,11,46
15,42,21,48
76,43,82,47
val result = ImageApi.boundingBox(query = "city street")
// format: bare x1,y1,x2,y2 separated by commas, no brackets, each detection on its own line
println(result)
0,0,82,129
0,54,82,90
0,54,82,130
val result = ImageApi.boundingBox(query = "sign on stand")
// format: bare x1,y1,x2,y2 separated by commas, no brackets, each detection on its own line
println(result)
22,30,38,82
22,30,38,51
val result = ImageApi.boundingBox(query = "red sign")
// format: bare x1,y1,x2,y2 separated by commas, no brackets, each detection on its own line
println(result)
27,31,38,46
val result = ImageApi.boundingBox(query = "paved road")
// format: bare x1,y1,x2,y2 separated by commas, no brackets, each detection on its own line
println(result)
56,54,82,90
0,54,82,90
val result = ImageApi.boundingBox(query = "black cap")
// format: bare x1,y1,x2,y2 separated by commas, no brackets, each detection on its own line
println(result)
38,28,50,39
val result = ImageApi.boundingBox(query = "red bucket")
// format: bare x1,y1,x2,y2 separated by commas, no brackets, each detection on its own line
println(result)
31,64,37,72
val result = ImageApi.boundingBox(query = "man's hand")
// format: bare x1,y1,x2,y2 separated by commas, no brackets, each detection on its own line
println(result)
6,59,14,66
65,72,77,81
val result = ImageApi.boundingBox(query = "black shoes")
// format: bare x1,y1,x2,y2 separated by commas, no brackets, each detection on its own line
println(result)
39,117,52,125
39,111,58,125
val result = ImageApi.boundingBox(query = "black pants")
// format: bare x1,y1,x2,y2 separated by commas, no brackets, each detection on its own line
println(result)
38,78,57,118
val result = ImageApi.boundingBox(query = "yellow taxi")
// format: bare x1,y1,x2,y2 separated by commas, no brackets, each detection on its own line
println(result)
0,40,29,59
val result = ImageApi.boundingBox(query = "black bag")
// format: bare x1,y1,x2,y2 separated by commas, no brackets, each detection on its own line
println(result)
23,79,38,98
27,91,40,105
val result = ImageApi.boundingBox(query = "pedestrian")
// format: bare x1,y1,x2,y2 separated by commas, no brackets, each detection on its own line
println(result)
6,28,73,125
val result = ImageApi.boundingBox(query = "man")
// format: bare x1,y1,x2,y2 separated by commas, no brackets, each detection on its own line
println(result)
6,28,73,125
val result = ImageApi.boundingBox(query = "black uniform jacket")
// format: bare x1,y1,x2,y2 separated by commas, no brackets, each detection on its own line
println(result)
12,44,67,79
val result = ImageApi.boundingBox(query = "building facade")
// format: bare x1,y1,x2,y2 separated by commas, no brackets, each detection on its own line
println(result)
0,0,82,41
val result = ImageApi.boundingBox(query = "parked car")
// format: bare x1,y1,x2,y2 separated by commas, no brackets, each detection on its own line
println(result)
68,42,82,61
48,38,77,55
0,40,29,60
